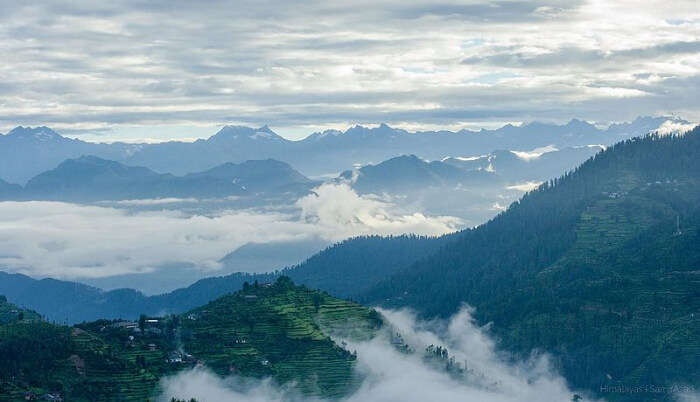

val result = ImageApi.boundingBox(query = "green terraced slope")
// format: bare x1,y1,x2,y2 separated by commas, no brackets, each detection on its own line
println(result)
181,277,381,397
0,277,382,401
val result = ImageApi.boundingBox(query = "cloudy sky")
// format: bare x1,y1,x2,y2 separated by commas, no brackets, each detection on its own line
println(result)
1,0,698,141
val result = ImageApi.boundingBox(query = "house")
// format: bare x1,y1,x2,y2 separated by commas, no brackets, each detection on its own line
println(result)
110,321,138,329
147,343,158,351
167,351,183,363
244,295,258,301
44,393,62,401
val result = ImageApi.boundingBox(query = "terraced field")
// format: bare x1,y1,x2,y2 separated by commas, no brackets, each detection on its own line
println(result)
0,277,382,401
182,278,382,397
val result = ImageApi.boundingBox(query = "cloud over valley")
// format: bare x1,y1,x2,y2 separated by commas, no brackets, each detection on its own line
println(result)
0,184,460,282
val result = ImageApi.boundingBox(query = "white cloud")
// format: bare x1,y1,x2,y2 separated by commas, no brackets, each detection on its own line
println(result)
505,181,543,192
490,202,507,211
675,389,700,402
510,145,559,161
297,183,461,238
0,184,461,280
655,120,697,136
159,307,593,402
109,197,200,206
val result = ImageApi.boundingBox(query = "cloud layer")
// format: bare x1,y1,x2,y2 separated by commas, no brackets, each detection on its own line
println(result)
159,307,587,402
0,1,698,139
0,183,460,280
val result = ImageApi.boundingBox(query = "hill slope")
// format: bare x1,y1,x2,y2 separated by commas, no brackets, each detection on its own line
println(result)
0,178,21,200
185,158,318,195
0,234,454,323
362,127,700,399
0,296,41,324
0,278,382,401
23,155,247,201
339,154,496,194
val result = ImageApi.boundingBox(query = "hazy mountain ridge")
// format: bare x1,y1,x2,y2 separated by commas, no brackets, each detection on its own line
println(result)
339,155,497,195
0,116,685,183
443,145,605,182
0,156,317,202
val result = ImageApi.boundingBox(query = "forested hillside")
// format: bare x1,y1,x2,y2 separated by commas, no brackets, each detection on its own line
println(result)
0,277,382,400
362,127,700,400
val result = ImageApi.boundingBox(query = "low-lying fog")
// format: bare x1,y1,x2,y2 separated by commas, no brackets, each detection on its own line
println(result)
159,307,594,402
0,183,474,292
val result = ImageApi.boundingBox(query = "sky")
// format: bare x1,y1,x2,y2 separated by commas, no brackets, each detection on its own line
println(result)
0,0,699,141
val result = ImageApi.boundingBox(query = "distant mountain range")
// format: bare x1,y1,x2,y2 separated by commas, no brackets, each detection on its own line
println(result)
0,116,685,184
339,145,604,195
443,145,605,182
0,156,317,202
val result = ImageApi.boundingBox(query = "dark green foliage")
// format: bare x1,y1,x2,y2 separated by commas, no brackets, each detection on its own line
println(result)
0,322,71,386
362,127,700,401
0,280,381,400
0,297,41,324
280,234,457,299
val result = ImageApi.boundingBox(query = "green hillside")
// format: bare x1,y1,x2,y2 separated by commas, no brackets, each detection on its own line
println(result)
0,277,382,401
0,296,41,324
363,128,700,400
